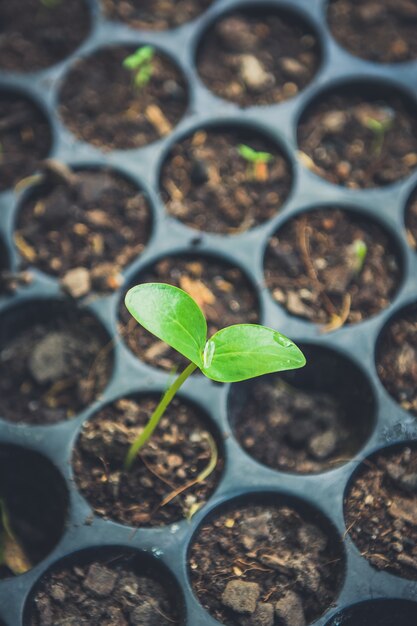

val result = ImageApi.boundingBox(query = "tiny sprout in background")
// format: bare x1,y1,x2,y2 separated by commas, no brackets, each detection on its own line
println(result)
352,239,368,273
40,0,62,8
365,115,394,156
237,143,274,182
123,283,305,471
123,46,155,90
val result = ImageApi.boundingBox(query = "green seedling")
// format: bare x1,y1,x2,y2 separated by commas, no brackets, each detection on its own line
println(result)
365,116,393,156
123,46,155,90
238,144,274,181
123,283,305,470
352,239,368,273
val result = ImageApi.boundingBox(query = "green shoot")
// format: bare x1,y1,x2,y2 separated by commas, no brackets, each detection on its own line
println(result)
352,239,368,273
123,46,155,90
365,116,393,156
238,144,274,181
123,283,305,470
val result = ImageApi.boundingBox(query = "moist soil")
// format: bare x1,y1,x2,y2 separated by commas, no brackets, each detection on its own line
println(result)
189,502,344,626
230,372,369,474
73,395,223,527
103,0,213,31
298,90,417,188
0,0,91,73
264,208,401,327
16,166,152,296
377,307,417,416
28,556,180,625
0,309,112,425
59,46,188,151
345,446,417,581
0,94,51,192
0,448,67,579
197,10,320,107
119,255,259,371
160,127,292,234
327,0,417,64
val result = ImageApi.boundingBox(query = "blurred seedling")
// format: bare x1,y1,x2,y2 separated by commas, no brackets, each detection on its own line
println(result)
237,144,274,181
123,46,155,90
365,116,394,156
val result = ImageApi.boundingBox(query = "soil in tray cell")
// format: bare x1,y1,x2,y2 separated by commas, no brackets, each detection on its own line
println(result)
160,125,292,234
264,208,401,329
328,0,417,64
73,394,223,526
16,165,152,297
298,88,417,188
103,0,214,31
59,46,188,151
189,501,344,626
119,255,259,371
345,445,417,581
196,7,320,107
0,302,112,424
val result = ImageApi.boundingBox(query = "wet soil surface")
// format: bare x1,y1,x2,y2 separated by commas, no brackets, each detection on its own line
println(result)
377,307,417,415
0,307,112,424
16,166,152,297
28,554,180,625
0,448,67,579
73,395,223,526
298,90,417,188
189,502,344,626
119,255,259,371
160,126,292,234
197,10,320,107
0,0,90,73
59,46,188,151
328,0,417,64
264,208,401,328
0,94,51,192
345,446,417,581
103,0,213,30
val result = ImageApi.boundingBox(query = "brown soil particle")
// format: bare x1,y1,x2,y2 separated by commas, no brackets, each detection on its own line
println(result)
328,0,417,64
264,208,401,328
345,446,417,581
377,307,417,415
0,0,90,72
197,10,320,107
73,395,223,526
298,89,417,188
0,94,51,192
59,46,188,151
160,126,292,234
103,0,213,31
28,554,180,625
119,255,259,371
0,304,112,425
405,187,417,250
0,447,67,579
189,502,344,626
16,165,152,296
230,347,374,474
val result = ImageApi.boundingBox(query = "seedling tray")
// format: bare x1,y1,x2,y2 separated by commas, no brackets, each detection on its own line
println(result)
1,0,417,624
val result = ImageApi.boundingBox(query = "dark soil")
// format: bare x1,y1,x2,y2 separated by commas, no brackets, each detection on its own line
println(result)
119,255,259,371
160,126,292,234
0,304,112,424
405,187,417,251
0,94,51,191
197,9,320,107
0,447,67,579
59,46,188,151
230,347,374,473
73,395,223,526
298,89,417,188
377,307,417,415
189,502,344,626
345,446,417,581
0,0,91,73
264,208,401,328
103,0,213,30
28,553,180,625
328,0,417,64
16,165,152,296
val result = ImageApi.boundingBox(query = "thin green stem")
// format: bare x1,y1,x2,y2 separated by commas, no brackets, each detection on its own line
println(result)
124,361,198,471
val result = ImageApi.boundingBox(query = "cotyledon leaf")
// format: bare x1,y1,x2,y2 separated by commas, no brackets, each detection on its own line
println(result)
201,324,306,382
125,283,207,368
